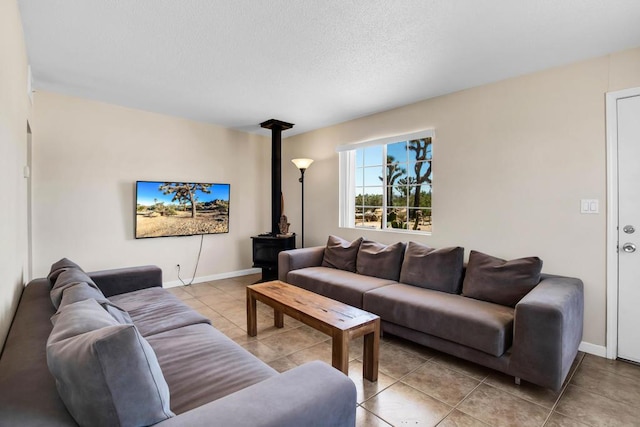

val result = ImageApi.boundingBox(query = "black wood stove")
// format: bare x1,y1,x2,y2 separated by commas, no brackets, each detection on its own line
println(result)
251,119,296,281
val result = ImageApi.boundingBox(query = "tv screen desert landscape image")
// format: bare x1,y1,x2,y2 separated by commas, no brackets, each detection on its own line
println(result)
135,181,230,238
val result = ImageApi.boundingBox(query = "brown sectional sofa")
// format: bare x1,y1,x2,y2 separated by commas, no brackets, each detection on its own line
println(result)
0,260,356,426
279,237,584,391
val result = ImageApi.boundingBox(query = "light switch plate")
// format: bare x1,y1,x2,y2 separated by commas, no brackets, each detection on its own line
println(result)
581,199,599,214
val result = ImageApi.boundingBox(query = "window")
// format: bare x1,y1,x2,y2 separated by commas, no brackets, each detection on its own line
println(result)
338,130,433,233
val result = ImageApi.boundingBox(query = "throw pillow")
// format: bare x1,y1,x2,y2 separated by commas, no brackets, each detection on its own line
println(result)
321,235,363,272
356,240,405,281
47,299,173,427
399,242,465,293
462,250,543,307
48,258,83,283
50,269,101,310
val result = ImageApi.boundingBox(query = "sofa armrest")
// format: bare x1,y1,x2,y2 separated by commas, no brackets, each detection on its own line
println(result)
154,361,356,427
510,275,584,390
88,265,162,297
278,246,325,281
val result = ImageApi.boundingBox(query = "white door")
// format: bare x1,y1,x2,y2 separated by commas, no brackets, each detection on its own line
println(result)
617,94,640,363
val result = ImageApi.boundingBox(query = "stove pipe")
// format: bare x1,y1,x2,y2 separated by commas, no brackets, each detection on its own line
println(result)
260,119,294,236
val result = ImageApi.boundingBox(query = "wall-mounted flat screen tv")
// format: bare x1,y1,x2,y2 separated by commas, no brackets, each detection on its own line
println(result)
135,181,230,239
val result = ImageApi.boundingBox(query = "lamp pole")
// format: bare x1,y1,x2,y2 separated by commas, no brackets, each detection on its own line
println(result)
291,158,314,248
299,168,306,247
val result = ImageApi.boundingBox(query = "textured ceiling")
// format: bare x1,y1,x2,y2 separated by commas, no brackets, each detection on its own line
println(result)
17,0,640,136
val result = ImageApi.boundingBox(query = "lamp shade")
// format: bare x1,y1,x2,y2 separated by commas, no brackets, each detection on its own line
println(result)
291,158,314,170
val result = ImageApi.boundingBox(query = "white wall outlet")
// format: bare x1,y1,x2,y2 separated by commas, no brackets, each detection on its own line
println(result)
580,199,599,214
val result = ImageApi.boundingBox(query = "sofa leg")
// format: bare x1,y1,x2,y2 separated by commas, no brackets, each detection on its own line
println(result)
514,377,521,386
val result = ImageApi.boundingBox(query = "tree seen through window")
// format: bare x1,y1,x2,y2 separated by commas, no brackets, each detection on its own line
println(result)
354,137,432,232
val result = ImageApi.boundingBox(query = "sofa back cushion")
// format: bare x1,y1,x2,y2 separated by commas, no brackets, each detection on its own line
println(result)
462,250,543,307
47,299,174,427
321,235,363,272
52,282,133,326
356,240,405,281
399,242,465,293
50,269,101,310
59,281,106,307
48,258,84,283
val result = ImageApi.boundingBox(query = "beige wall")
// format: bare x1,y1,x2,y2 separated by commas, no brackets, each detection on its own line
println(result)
0,0,30,348
282,47,640,349
32,92,271,282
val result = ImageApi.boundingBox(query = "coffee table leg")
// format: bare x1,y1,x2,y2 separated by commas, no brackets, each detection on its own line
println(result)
247,289,257,337
363,320,380,382
332,330,350,376
274,310,284,328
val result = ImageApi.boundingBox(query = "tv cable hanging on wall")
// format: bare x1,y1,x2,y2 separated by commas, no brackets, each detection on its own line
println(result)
177,234,204,286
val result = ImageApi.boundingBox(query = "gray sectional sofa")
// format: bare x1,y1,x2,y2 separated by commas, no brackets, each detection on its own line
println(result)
279,236,584,391
0,260,356,427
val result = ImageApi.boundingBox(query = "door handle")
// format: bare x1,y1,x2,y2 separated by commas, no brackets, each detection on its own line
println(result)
622,243,636,253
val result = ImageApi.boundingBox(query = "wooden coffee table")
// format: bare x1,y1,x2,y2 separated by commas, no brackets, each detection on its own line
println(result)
247,280,380,381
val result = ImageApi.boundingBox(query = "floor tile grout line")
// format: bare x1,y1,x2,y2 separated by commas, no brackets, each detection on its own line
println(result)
428,356,490,383
445,380,490,426
380,363,461,423
474,381,554,426
356,355,429,408
357,403,394,426
479,377,556,411
357,373,399,406
423,359,494,427
574,359,640,393
582,354,640,381
541,353,589,427
250,326,339,361
387,372,491,427
543,355,606,426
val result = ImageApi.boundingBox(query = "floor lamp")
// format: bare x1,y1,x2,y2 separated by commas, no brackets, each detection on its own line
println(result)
291,158,314,247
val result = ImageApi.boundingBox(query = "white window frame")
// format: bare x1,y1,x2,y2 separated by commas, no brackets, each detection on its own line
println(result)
337,129,434,233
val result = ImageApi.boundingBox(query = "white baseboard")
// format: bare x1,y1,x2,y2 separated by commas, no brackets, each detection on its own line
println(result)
163,268,261,288
579,341,607,358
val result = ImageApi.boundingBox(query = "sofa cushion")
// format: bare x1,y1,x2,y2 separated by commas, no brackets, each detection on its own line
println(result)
356,240,405,281
102,302,134,325
287,266,396,308
47,258,83,283
46,299,174,427
58,281,106,308
50,269,101,309
52,283,133,326
145,323,277,414
399,242,465,293
462,250,543,307
109,287,211,337
321,235,363,272
363,284,515,357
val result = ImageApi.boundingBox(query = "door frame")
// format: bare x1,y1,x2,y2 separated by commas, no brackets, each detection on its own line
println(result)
605,86,640,359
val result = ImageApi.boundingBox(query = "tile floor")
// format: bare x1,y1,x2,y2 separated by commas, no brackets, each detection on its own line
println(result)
167,275,640,427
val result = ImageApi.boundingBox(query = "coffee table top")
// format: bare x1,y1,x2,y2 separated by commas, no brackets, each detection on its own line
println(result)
247,280,379,331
